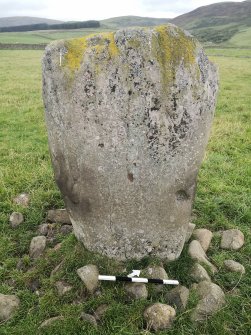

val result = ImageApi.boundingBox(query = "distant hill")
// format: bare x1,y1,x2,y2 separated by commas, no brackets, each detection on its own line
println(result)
171,1,251,44
101,16,170,29
0,16,63,28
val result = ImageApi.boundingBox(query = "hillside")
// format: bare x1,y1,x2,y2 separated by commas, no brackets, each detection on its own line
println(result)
101,16,170,29
171,1,251,44
0,16,62,28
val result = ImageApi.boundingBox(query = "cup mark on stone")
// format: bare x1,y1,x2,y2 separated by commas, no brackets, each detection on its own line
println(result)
127,172,134,182
176,190,189,201
98,143,104,148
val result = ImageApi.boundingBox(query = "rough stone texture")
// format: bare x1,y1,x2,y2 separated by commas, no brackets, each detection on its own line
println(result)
43,25,218,260
37,223,49,236
188,240,217,273
93,304,109,321
0,294,20,321
55,280,73,296
13,193,29,207
39,316,64,328
50,261,64,277
193,228,213,252
47,209,71,224
185,222,196,242
144,303,176,331
80,312,98,327
77,264,99,294
29,236,47,259
224,260,245,274
220,229,244,250
191,281,225,322
165,285,189,310
125,282,148,300
144,265,168,292
190,263,211,282
60,224,73,235
9,212,24,228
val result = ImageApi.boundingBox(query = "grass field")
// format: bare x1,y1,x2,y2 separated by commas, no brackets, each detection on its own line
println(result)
0,48,250,334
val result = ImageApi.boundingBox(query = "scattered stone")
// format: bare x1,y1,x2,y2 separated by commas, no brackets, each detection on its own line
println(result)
125,283,148,300
55,280,73,296
47,209,71,224
165,285,189,310
43,25,218,261
13,193,29,207
9,212,24,228
144,303,176,331
16,258,28,272
190,263,211,283
50,261,64,277
60,224,73,235
0,293,20,321
29,236,47,259
37,223,49,236
93,304,109,321
185,223,196,242
144,265,168,292
39,316,64,328
80,312,97,327
224,260,245,274
53,243,62,251
188,240,217,273
193,229,213,252
27,278,41,292
191,281,225,322
77,264,99,294
220,229,244,250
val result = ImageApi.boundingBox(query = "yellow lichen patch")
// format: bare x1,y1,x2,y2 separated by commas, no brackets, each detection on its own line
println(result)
152,25,197,87
64,32,119,73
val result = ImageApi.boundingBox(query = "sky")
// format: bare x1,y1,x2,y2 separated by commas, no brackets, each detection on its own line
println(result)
0,0,244,21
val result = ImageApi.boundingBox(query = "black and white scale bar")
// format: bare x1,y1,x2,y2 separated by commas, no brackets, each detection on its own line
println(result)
98,275,179,285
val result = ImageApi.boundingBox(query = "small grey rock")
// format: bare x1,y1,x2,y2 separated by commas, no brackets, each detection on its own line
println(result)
190,263,211,283
9,212,24,228
60,224,73,235
13,193,29,207
188,240,217,273
47,209,71,224
191,281,225,322
39,316,64,328
144,303,176,331
0,293,20,321
80,312,97,327
29,236,47,259
186,223,196,242
93,304,109,321
55,280,73,296
193,229,213,252
224,260,245,274
221,229,244,250
144,265,168,293
165,285,189,310
37,223,49,236
125,282,148,300
77,264,99,294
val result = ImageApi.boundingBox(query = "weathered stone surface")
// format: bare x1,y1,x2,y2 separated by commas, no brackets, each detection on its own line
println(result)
13,193,30,207
165,285,189,310
50,261,64,277
144,303,176,331
47,209,71,224
55,280,73,296
220,229,244,250
93,304,109,321
188,240,217,273
29,236,47,259
125,282,148,300
191,281,225,322
185,222,196,242
144,265,168,292
77,264,99,294
9,212,24,228
193,228,213,252
37,223,49,236
224,260,245,274
190,263,211,282
60,224,73,235
39,316,64,328
80,312,98,327
0,293,20,321
43,25,218,260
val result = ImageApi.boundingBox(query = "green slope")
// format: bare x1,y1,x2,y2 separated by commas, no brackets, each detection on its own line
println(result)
100,15,170,29
0,16,62,28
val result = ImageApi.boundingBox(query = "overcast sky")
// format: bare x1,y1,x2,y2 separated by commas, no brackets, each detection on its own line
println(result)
0,0,244,21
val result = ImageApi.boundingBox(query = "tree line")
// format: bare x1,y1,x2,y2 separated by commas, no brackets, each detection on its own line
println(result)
0,21,100,33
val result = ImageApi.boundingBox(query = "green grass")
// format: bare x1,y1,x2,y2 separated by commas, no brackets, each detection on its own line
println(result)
0,48,250,334
228,26,251,48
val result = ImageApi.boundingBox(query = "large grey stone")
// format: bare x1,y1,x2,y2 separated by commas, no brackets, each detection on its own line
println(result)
47,209,71,224
125,282,148,300
0,293,20,321
224,260,245,274
29,236,47,259
188,240,217,273
43,25,218,260
77,264,99,294
193,228,213,252
144,303,176,331
190,263,211,282
165,285,189,310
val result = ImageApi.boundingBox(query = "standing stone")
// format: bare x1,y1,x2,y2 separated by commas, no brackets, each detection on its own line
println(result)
0,294,20,321
43,24,218,260
185,223,196,242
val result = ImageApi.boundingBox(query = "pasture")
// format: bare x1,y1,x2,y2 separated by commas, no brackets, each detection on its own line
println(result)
0,47,250,334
